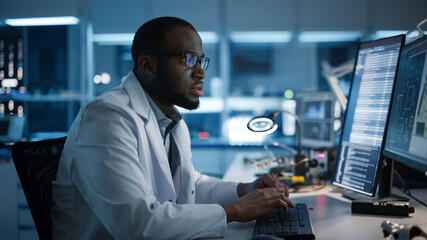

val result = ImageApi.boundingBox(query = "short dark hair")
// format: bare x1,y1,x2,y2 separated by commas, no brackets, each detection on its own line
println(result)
131,16,197,72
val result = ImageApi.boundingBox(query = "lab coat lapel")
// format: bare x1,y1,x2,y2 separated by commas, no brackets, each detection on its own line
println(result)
144,116,177,202
172,121,195,204
122,71,177,202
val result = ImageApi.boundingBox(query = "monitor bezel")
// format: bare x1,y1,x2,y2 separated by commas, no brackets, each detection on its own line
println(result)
331,34,406,197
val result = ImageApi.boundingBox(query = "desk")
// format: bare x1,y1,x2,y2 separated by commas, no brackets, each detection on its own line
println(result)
222,154,427,240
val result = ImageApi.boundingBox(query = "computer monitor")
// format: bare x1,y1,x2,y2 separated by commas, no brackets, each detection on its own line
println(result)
331,35,405,199
383,36,427,179
295,91,335,148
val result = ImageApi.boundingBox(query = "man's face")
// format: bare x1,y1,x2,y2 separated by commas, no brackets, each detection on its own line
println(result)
149,26,206,110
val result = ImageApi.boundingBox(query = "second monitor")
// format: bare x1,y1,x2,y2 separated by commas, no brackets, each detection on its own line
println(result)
383,35,427,183
332,35,405,199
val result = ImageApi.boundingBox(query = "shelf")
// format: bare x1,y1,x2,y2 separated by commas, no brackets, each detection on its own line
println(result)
0,93,83,102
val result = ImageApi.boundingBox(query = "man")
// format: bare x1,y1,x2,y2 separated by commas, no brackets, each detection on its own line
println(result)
51,16,293,239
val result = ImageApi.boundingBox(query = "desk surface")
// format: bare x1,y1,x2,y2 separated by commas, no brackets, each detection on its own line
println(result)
222,154,427,240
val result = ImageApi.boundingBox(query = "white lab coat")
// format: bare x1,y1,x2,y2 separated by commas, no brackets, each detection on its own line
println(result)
51,71,240,240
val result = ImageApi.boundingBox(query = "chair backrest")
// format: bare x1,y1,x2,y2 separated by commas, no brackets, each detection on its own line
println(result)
12,137,67,240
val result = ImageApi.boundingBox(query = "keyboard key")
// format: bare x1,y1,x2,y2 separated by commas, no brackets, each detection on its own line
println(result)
291,226,298,233
282,225,289,233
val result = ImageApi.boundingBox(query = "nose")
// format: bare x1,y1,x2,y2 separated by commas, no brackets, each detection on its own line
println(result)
192,63,206,80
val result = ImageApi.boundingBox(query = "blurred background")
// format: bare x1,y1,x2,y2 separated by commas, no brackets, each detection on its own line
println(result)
0,0,426,239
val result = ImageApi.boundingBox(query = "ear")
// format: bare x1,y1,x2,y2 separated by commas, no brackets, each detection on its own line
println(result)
138,55,155,74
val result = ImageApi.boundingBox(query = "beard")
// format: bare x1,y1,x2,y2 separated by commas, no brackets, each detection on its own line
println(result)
149,74,200,111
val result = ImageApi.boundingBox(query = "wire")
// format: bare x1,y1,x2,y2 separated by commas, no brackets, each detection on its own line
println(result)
393,169,411,195
265,136,298,156
417,18,427,28
263,144,276,159
273,157,325,193
278,176,325,193
403,190,427,208
406,18,427,44
279,158,310,176
292,182,325,192
393,169,427,207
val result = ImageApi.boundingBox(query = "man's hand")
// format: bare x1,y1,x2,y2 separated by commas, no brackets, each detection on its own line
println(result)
220,174,294,223
221,188,294,223
237,173,289,198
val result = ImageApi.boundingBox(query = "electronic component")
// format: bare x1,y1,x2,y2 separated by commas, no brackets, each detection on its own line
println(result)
351,200,415,216
381,220,427,240
310,149,328,178
295,91,336,148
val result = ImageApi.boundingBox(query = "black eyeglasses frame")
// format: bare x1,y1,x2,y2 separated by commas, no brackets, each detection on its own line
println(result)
153,51,209,71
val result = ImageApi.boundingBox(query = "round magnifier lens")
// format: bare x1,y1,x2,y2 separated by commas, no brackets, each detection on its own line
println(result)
247,117,275,132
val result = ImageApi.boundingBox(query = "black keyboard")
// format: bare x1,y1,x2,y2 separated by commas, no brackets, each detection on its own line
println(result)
253,203,315,239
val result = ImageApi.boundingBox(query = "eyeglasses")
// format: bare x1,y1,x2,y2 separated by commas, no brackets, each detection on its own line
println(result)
155,51,210,71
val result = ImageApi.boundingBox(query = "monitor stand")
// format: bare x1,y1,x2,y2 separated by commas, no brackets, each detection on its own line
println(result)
342,157,409,202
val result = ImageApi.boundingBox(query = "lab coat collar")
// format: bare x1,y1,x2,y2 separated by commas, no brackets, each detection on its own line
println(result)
122,71,151,121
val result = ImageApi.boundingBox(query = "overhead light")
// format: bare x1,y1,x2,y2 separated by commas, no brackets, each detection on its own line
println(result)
93,31,218,46
199,31,219,44
372,30,427,40
5,16,80,26
93,33,134,45
298,31,362,42
230,31,292,43
371,30,406,39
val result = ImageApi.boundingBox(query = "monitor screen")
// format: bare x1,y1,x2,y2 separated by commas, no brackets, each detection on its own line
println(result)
332,35,405,197
295,91,335,148
383,36,427,176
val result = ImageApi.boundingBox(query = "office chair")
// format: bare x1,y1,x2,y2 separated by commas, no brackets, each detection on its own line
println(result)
12,137,67,240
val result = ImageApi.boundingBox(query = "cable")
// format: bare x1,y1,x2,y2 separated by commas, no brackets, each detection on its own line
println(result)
265,136,298,156
279,157,310,176
403,191,427,208
272,157,325,193
416,18,427,29
293,182,325,192
277,175,325,193
263,144,276,159
393,169,411,195
393,170,427,207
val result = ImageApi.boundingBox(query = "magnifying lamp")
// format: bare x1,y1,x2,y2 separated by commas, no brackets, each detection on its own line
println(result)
246,114,278,134
247,110,302,157
247,110,306,176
